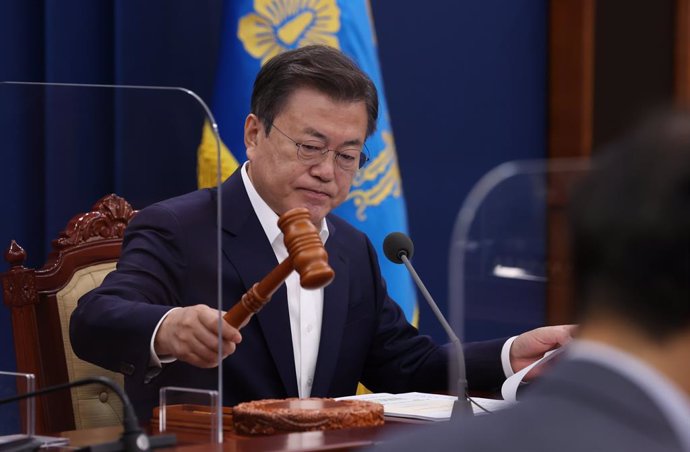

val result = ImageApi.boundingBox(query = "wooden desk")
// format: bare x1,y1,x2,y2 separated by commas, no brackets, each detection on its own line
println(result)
59,426,123,448
59,419,428,451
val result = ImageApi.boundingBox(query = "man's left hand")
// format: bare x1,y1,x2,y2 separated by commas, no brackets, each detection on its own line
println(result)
509,325,576,378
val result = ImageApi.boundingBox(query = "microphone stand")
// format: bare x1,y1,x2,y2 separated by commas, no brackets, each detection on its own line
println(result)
399,254,473,418
0,376,176,452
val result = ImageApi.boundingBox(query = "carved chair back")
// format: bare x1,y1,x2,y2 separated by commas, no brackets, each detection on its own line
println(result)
1,194,136,434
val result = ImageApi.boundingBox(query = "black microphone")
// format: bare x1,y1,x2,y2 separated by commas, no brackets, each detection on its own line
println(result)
0,376,176,452
383,232,473,418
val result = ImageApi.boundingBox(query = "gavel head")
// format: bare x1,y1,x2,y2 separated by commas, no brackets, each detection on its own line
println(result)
278,208,335,289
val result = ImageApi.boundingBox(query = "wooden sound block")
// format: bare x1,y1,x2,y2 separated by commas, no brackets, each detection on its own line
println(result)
232,398,385,436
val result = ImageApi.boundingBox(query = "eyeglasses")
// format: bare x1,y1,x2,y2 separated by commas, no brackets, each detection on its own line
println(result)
269,122,369,172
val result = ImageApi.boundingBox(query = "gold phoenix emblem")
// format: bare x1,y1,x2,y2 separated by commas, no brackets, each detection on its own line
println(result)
238,0,341,65
347,131,402,221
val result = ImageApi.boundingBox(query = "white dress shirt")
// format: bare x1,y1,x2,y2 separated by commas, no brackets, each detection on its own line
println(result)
241,162,328,398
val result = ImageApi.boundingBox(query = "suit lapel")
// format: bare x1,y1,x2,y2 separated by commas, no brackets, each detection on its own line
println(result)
254,286,298,397
311,219,350,397
219,173,298,397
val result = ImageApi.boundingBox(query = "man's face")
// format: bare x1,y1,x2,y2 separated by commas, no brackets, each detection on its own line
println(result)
245,87,368,225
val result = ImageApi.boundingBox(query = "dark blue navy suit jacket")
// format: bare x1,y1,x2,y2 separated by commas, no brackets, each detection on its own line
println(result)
70,171,505,421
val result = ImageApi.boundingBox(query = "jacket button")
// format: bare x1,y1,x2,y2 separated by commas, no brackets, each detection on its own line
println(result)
119,362,135,376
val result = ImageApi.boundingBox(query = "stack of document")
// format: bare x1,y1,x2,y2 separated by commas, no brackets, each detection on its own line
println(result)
337,392,514,422
0,434,69,448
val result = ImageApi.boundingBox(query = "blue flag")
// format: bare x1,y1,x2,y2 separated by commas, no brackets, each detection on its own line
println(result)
200,0,418,324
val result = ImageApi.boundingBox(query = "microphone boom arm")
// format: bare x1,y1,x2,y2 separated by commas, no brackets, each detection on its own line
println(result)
384,231,473,417
400,255,470,409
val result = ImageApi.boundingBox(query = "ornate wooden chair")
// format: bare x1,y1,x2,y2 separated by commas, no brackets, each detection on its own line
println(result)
1,194,137,434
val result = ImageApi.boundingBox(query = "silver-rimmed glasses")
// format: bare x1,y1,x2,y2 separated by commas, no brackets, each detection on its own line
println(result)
270,122,369,172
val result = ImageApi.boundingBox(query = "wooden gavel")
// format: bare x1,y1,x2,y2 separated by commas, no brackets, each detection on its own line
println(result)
223,207,335,329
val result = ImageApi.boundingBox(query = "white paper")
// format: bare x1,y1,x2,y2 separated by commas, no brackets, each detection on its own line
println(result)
501,347,565,402
0,434,69,447
337,392,514,421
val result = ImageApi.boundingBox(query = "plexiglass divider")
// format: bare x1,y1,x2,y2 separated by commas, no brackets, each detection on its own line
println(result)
0,82,224,441
448,159,590,394
0,371,35,437
158,386,219,443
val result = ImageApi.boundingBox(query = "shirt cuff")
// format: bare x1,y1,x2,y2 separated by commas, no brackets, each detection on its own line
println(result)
149,307,182,367
501,336,519,378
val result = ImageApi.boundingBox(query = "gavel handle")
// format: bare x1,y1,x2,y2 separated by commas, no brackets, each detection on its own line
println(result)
223,258,293,329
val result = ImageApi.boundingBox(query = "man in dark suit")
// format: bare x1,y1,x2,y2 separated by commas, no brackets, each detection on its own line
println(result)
70,45,573,421
374,111,690,452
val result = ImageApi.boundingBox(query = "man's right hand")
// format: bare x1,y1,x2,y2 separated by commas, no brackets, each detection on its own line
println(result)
154,305,242,368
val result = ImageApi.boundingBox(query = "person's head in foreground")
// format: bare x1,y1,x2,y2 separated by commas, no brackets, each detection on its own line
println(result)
570,110,690,361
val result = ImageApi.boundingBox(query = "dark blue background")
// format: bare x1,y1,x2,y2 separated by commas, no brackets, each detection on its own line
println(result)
370,1,547,340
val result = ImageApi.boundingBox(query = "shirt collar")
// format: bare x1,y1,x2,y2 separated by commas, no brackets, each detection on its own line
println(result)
240,161,329,247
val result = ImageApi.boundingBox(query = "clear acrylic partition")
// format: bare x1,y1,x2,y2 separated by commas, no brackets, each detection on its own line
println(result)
0,371,35,437
0,82,224,440
448,159,590,391
158,387,219,443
